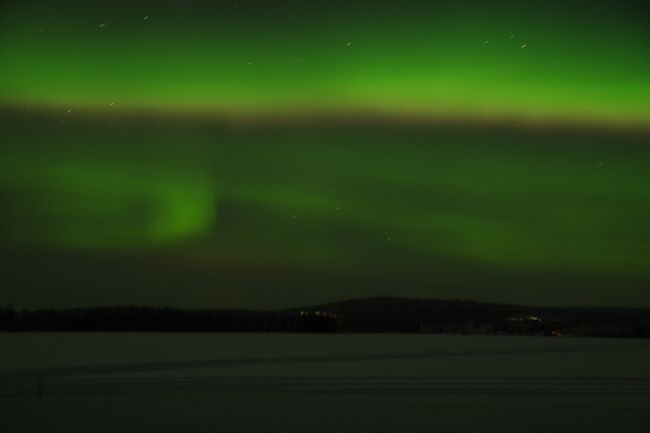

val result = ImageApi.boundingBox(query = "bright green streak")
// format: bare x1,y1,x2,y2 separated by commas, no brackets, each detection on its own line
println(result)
0,143,215,249
1,0,649,125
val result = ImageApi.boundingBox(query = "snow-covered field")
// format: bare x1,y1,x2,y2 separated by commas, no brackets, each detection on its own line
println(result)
1,333,649,432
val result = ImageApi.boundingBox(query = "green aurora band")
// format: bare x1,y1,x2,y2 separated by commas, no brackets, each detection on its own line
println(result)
0,0,649,308
1,0,649,124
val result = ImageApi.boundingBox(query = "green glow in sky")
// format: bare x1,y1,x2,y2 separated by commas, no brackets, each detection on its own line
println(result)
1,0,649,125
2,113,649,307
1,1,649,308
0,156,215,248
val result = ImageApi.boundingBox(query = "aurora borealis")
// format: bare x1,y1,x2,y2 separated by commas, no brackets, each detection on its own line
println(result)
1,0,649,308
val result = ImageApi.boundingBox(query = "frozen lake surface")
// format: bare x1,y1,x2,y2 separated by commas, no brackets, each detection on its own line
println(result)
1,333,649,432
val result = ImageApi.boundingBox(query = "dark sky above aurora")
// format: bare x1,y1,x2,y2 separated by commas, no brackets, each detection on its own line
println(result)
0,0,649,309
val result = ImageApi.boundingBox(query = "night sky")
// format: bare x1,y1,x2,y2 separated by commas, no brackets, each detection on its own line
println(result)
1,0,649,309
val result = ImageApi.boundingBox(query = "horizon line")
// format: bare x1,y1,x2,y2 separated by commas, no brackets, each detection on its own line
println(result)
2,103,649,135
4,296,649,313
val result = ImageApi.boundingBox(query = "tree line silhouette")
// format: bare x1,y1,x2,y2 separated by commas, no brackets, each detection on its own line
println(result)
0,305,337,333
1,297,649,338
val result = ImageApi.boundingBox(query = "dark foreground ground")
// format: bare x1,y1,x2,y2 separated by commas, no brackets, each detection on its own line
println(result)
1,333,648,432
